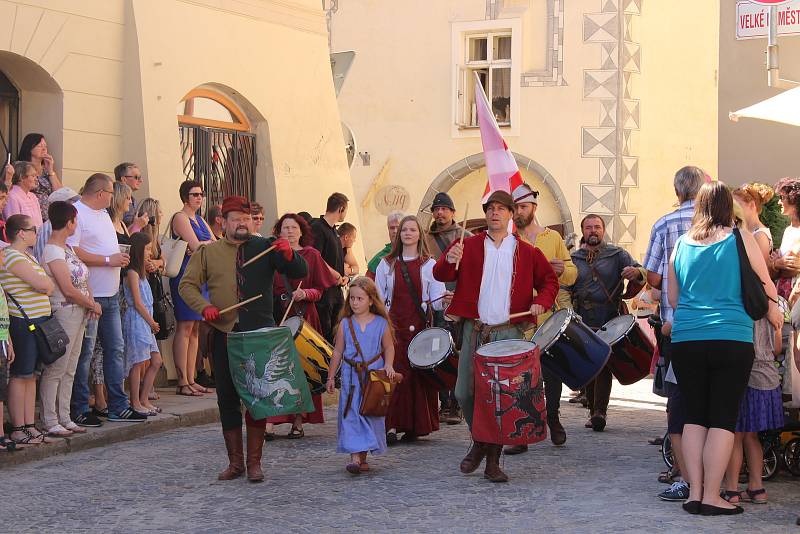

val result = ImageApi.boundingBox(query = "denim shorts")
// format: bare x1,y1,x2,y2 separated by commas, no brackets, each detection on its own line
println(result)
9,315,48,378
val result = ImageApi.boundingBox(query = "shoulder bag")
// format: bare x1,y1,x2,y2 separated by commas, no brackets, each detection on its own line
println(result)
344,317,400,417
6,293,68,365
733,227,770,320
161,213,189,278
149,272,176,340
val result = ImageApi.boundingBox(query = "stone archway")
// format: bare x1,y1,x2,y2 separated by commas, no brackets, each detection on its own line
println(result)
417,152,573,235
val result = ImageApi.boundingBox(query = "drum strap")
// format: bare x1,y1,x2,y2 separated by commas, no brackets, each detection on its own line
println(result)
398,256,430,327
588,263,624,308
343,318,383,418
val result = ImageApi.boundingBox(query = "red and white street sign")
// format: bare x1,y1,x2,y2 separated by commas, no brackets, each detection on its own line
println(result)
736,0,800,39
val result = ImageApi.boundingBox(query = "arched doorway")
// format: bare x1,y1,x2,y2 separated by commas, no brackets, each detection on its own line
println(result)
417,152,573,236
177,87,258,212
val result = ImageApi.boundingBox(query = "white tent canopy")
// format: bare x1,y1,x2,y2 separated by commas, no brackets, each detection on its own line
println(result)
729,86,800,127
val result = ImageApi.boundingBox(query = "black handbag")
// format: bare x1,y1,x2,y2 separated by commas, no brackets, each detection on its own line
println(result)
6,293,69,365
733,227,769,321
150,273,175,341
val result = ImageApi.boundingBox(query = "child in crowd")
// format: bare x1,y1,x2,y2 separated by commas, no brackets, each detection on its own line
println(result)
327,276,396,475
0,249,16,451
123,232,163,416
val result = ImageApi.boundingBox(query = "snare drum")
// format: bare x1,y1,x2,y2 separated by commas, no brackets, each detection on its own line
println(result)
407,327,458,391
596,314,654,385
530,308,611,390
284,316,332,394
472,339,547,446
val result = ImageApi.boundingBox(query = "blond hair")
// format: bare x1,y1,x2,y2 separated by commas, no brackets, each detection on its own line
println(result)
733,182,774,213
688,181,734,241
338,276,395,343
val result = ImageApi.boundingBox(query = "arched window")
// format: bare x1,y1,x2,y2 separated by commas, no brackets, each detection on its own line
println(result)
178,88,256,211
0,70,19,161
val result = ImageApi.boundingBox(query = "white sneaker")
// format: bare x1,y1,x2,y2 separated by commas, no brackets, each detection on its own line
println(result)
46,424,73,437
62,421,87,433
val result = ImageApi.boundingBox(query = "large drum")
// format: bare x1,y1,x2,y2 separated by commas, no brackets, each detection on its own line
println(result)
596,314,654,385
284,316,332,394
530,308,611,391
407,327,458,391
472,340,547,446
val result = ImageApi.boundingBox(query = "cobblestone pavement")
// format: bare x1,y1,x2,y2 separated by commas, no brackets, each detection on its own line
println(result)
2,387,798,533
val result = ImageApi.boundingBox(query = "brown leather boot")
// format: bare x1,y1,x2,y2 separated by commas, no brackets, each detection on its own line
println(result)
483,444,509,483
504,444,528,455
246,425,266,482
218,427,245,481
548,414,567,446
459,441,487,474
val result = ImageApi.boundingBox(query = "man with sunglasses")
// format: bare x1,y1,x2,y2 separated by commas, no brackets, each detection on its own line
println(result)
114,162,149,229
68,173,141,424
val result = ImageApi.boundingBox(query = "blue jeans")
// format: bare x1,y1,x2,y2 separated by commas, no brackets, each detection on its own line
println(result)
71,295,129,417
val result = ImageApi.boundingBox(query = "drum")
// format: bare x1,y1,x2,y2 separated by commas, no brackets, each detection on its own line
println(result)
597,314,655,385
407,327,458,390
530,308,611,390
472,340,547,446
284,316,332,394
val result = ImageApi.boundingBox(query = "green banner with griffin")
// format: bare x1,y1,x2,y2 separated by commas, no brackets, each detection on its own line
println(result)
226,327,314,419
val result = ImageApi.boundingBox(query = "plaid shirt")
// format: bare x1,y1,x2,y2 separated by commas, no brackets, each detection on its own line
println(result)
643,200,694,323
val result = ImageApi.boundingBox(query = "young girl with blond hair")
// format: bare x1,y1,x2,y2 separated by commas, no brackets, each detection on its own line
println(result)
326,276,396,475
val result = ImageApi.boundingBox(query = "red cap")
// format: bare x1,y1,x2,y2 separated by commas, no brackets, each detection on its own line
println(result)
221,196,251,216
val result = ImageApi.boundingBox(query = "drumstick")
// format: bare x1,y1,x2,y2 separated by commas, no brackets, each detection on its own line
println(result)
454,203,469,270
279,282,303,326
241,245,277,267
219,293,262,315
508,310,533,320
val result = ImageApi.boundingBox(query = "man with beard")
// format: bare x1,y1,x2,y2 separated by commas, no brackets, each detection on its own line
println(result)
366,210,404,279
179,196,307,483
424,192,469,424
433,191,558,483
566,214,645,432
504,183,576,454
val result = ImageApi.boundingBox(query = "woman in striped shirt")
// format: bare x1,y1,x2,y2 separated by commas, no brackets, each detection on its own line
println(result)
1,214,54,446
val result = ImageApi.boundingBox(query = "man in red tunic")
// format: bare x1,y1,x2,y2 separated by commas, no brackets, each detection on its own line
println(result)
433,190,559,482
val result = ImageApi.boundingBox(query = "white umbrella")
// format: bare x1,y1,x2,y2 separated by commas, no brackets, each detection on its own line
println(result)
729,86,800,127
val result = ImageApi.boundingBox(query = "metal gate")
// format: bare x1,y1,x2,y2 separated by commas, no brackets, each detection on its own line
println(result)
179,124,257,213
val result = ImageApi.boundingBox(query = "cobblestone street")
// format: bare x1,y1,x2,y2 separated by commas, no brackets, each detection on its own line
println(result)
2,384,798,533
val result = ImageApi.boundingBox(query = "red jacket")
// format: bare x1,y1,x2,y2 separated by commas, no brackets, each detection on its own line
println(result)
432,231,559,325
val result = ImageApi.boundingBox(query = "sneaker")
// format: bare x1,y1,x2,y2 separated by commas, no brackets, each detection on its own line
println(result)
91,407,109,419
107,408,147,422
659,481,690,502
74,412,103,428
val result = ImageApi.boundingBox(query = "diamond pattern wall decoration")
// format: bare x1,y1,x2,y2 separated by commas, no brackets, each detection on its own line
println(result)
584,12,618,42
583,128,617,158
584,70,619,99
599,157,617,185
581,184,616,214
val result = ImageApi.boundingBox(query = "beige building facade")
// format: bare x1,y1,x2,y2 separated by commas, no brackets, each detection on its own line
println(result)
331,0,721,259
0,0,357,378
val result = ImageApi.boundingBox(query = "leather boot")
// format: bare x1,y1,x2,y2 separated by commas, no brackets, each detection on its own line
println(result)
548,414,567,446
590,412,607,432
218,427,245,481
483,444,509,483
459,441,487,474
504,444,528,455
246,425,266,482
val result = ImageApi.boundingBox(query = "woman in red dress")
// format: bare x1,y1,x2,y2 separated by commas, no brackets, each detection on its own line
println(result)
375,215,447,443
266,213,340,439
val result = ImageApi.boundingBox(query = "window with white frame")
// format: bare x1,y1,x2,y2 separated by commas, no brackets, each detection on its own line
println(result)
457,31,513,128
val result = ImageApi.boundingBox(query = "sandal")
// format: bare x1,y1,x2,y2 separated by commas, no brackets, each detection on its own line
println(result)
11,426,41,445
0,437,16,452
148,391,161,401
176,384,203,397
658,469,680,484
25,424,54,444
46,424,74,438
189,383,211,394
359,462,370,472
648,436,664,446
720,490,743,504
345,463,361,475
287,426,304,439
741,488,768,504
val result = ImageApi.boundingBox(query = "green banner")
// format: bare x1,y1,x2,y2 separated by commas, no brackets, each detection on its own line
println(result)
226,327,314,419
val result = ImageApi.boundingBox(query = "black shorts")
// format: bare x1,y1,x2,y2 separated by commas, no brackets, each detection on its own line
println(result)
671,339,754,432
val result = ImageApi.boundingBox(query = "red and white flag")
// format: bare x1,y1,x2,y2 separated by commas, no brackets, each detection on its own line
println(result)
475,73,524,201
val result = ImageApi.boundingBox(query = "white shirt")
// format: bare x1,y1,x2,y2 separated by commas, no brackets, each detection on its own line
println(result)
375,255,446,312
478,233,516,325
67,200,121,298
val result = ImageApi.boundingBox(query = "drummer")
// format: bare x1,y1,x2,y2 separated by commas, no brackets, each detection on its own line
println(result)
506,183,577,454
565,214,646,432
266,213,341,440
433,190,559,482
375,215,448,444
179,196,308,483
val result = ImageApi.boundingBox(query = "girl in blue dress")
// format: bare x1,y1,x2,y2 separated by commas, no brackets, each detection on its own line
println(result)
327,276,396,475
123,232,163,416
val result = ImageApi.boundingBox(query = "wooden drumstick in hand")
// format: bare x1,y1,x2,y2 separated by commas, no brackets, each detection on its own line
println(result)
219,293,263,314
279,282,303,326
455,203,469,270
241,245,277,267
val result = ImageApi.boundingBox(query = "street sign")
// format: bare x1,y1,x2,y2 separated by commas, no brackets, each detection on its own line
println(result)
736,0,800,39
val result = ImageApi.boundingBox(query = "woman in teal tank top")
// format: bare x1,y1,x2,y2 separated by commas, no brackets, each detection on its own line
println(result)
667,182,780,516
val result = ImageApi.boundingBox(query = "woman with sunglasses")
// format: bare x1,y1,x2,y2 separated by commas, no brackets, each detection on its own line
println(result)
169,181,215,396
0,214,55,445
